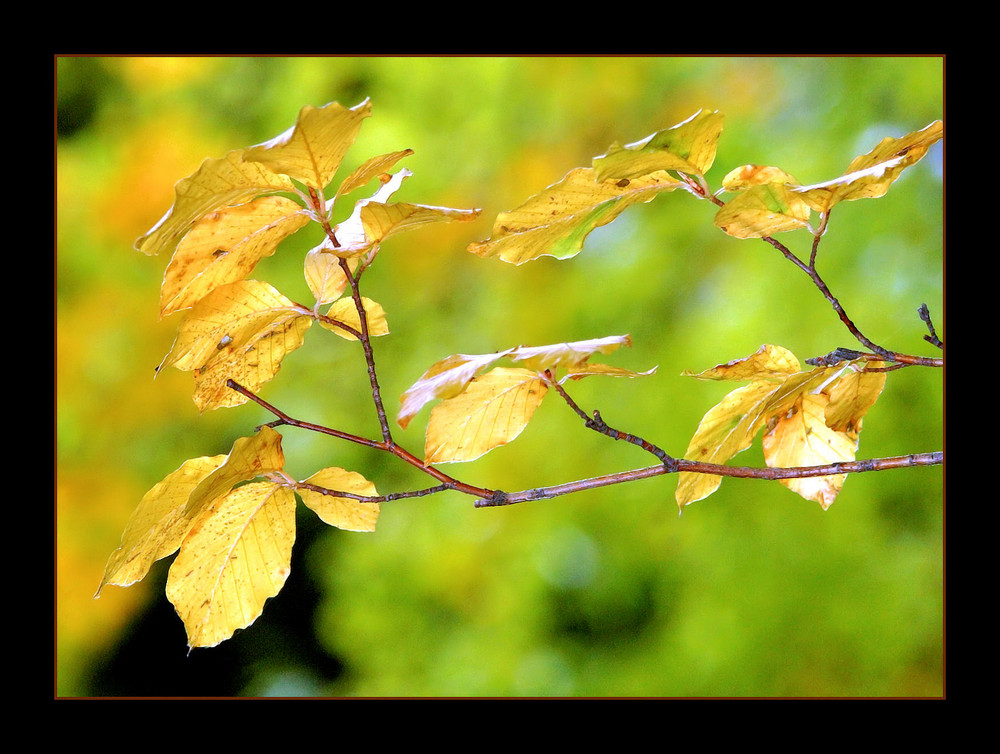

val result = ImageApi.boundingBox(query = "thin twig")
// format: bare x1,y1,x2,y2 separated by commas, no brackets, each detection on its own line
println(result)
478,452,944,508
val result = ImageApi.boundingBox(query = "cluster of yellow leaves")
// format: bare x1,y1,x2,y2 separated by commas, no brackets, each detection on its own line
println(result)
143,99,478,411
676,345,887,510
399,335,656,463
97,427,379,647
101,100,480,647
469,110,943,260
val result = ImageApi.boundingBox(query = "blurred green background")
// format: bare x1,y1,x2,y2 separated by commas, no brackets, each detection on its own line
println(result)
56,56,944,697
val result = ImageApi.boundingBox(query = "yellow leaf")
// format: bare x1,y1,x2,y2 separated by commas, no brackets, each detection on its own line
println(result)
509,334,633,371
319,296,389,340
244,99,372,191
304,250,357,306
361,199,480,247
714,182,812,239
298,467,380,532
676,381,781,506
424,367,548,464
468,167,682,265
593,109,725,180
823,362,887,437
682,344,801,382
166,482,296,648
793,120,943,212
190,314,312,411
96,455,227,595
398,350,513,429
327,168,480,258
334,149,414,199
677,348,887,508
135,148,296,258
762,393,858,509
721,164,799,191
158,280,312,410
159,196,309,317
564,362,658,381
183,426,285,523
331,169,412,257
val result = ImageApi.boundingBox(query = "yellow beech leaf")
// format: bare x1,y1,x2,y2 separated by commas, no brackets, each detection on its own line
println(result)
823,362,887,436
326,168,481,259
166,481,296,648
563,362,658,381
159,196,309,317
319,296,389,340
190,313,312,411
424,367,548,464
398,350,514,430
183,426,285,523
676,348,887,508
793,120,943,213
330,168,412,257
333,149,414,200
593,109,725,181
304,251,357,306
721,164,799,191
159,280,311,410
468,167,682,265
508,334,634,371
676,380,782,506
714,182,813,239
96,454,227,595
135,148,296,258
361,199,480,247
244,99,372,191
762,393,858,510
399,336,647,430
682,344,801,382
298,467,380,532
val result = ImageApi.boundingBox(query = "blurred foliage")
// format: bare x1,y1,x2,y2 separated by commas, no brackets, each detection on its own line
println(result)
56,56,943,697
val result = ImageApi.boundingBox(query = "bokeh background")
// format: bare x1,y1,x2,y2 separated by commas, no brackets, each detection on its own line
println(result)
56,56,944,697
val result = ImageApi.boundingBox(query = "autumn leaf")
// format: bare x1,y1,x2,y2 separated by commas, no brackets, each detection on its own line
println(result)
298,467,380,532
330,169,480,259
182,427,286,522
681,343,801,382
675,380,783,506
96,454,227,595
508,334,634,372
304,251,357,306
399,335,648,430
135,149,297,258
158,280,312,411
401,336,653,463
714,181,813,239
332,149,414,200
468,167,682,265
243,99,373,191
720,165,800,192
424,367,549,464
593,109,725,181
159,195,310,317
319,296,389,340
676,347,886,508
166,481,297,648
793,120,943,212
97,426,285,600
761,392,857,509
398,350,514,430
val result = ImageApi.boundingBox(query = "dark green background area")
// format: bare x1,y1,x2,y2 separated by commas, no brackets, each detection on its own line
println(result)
56,56,943,697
